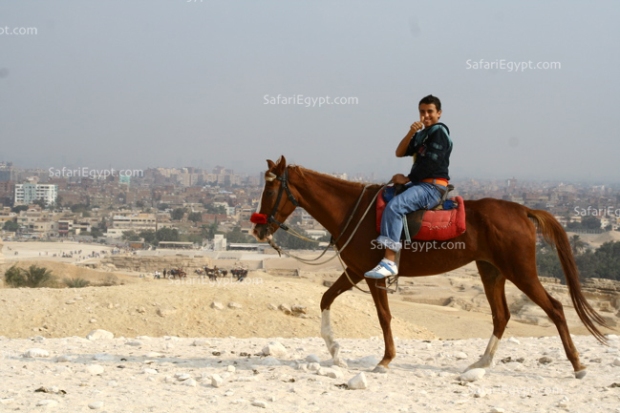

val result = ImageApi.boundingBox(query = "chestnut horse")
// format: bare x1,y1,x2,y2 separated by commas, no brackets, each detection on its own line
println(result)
252,156,610,379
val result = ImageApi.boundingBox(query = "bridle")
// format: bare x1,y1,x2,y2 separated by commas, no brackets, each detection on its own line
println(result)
266,168,300,231
251,167,396,293
251,167,299,232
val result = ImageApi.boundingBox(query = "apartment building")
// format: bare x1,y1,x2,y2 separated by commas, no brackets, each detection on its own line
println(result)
14,183,58,206
111,213,157,231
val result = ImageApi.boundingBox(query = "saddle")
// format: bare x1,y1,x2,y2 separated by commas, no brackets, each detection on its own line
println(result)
376,184,466,241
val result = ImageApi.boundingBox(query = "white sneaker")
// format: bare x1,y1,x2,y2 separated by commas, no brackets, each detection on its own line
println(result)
364,259,398,279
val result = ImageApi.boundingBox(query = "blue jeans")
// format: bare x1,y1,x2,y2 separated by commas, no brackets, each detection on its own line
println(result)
376,183,444,252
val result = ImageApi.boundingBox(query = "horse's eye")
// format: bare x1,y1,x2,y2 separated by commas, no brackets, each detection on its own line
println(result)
266,190,275,197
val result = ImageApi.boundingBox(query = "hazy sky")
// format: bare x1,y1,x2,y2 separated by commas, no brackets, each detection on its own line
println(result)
1,1,619,183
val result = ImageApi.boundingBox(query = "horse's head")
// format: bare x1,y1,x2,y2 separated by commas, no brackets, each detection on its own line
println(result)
251,156,300,241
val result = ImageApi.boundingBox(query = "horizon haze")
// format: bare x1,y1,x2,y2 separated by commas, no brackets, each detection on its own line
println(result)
1,1,619,183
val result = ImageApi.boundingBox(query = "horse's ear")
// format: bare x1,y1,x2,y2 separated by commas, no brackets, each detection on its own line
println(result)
267,159,275,170
275,155,287,174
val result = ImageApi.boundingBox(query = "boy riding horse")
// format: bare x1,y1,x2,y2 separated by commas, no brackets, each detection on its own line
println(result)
366,95,453,279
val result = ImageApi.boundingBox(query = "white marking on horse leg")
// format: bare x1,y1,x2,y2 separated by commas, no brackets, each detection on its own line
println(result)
320,310,347,367
465,335,500,371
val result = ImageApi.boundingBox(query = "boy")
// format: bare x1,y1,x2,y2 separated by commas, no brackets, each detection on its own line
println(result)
365,95,452,279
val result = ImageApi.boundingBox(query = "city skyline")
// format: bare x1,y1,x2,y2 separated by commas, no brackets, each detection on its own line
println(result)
3,158,620,187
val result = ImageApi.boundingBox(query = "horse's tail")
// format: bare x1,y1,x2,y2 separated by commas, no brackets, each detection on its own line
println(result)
527,209,610,344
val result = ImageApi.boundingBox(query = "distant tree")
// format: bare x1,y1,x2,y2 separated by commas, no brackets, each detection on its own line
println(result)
139,230,156,244
4,265,56,288
98,217,108,232
70,203,90,214
171,208,186,220
11,205,28,214
2,220,19,232
182,234,204,245
581,216,602,230
204,204,226,214
272,225,317,250
575,250,597,279
122,230,141,241
155,227,179,242
188,212,202,223
89,228,103,238
157,203,169,211
536,243,564,282
591,241,620,281
32,199,46,209
204,221,219,239
136,200,145,208
225,226,255,243
569,235,587,255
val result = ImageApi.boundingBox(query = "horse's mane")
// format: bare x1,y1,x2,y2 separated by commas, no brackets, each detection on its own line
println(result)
290,165,381,191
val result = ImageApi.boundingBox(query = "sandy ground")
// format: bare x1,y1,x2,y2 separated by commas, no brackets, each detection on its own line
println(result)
1,335,619,412
1,242,620,412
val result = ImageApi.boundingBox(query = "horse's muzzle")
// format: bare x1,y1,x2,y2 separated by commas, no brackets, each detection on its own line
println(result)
252,224,271,242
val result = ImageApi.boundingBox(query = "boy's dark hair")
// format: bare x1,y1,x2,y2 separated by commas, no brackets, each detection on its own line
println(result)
419,95,441,111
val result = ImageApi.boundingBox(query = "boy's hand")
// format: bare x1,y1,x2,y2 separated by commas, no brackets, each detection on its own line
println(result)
391,174,409,185
410,121,424,133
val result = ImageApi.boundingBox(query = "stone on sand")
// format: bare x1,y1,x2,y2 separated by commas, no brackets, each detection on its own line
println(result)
86,329,114,340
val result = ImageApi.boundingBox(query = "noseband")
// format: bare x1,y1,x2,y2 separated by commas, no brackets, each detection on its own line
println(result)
251,168,299,232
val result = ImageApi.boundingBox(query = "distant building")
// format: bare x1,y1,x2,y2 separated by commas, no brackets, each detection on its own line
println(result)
0,162,13,182
57,219,72,237
14,183,58,206
158,241,194,249
0,181,14,206
112,213,157,231
213,234,227,251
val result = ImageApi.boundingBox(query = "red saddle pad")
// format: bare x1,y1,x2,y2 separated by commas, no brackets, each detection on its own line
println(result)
376,192,466,241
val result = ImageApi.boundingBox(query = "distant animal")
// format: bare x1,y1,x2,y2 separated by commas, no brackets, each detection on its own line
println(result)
231,268,248,281
204,266,227,281
169,268,186,279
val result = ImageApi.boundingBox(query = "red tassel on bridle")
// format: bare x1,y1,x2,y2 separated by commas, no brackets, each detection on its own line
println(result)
250,213,268,225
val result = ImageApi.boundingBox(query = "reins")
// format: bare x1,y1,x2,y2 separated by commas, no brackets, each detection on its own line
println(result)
270,182,380,264
258,168,396,294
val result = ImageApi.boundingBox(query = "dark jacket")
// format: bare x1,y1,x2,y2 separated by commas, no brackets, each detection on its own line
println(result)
404,122,452,182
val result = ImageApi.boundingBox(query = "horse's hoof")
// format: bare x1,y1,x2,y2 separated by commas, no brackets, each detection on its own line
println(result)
372,365,388,374
575,369,587,379
333,358,348,368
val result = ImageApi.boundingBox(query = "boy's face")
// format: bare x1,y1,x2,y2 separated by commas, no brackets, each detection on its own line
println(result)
419,103,442,128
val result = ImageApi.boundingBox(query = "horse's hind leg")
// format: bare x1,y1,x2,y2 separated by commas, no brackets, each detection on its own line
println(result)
501,263,586,378
466,261,510,371
320,271,362,367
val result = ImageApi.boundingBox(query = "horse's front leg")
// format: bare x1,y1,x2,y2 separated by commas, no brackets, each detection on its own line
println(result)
367,278,395,373
320,271,362,368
